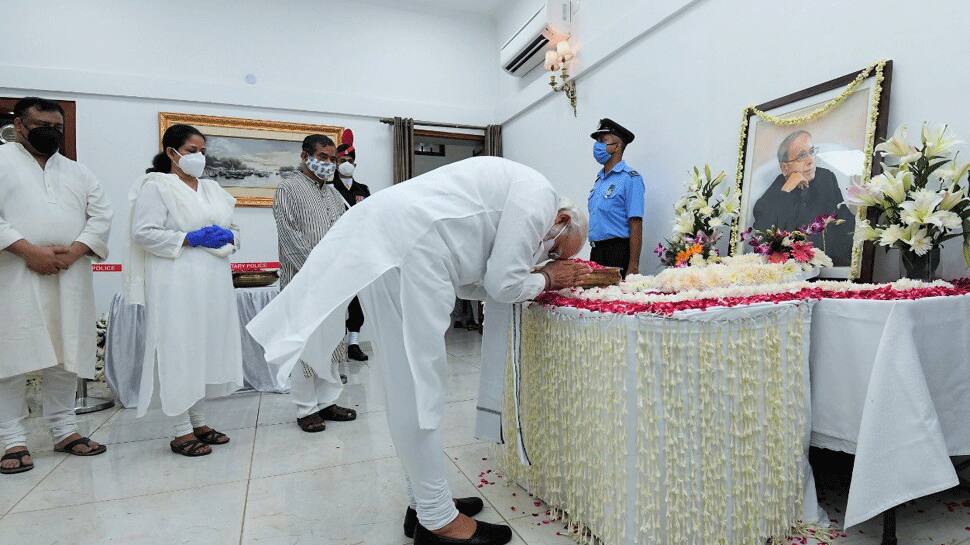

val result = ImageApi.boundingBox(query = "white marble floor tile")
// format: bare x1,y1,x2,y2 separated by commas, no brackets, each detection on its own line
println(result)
0,450,68,516
21,404,119,454
12,428,255,513
446,442,551,522
91,392,260,445
438,400,487,449
0,481,246,545
242,455,487,545
249,411,397,479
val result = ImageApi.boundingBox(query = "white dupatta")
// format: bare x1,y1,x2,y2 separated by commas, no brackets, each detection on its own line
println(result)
124,172,236,306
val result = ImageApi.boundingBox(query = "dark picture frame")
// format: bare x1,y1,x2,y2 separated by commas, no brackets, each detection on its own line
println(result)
730,60,893,282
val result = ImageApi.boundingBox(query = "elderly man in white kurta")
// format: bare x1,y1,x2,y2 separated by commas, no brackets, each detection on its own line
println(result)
247,157,591,545
0,97,112,474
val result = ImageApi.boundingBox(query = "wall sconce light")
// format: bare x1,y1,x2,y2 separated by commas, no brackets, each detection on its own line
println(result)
544,39,577,116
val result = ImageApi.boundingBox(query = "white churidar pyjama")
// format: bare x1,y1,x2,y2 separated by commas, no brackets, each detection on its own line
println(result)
0,366,78,451
358,265,459,531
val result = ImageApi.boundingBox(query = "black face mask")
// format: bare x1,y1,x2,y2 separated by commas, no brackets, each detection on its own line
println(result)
26,126,62,155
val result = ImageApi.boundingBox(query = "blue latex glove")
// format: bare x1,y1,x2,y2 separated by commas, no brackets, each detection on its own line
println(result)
185,226,231,249
210,226,235,246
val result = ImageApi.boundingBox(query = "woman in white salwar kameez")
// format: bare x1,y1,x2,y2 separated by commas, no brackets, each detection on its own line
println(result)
125,124,243,457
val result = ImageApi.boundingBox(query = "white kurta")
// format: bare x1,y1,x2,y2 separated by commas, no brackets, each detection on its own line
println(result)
0,143,112,380
247,157,556,431
127,173,243,417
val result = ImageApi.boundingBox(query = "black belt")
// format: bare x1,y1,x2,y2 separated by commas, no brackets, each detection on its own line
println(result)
590,237,629,248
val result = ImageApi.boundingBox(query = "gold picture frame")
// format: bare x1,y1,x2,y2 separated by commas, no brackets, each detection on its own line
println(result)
158,112,343,207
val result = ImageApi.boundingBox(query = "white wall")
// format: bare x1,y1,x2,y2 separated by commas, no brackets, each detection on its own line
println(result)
0,0,499,317
496,0,970,281
0,0,496,124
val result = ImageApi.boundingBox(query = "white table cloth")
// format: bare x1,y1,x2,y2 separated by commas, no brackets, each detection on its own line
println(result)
104,286,286,407
500,300,822,545
810,293,970,528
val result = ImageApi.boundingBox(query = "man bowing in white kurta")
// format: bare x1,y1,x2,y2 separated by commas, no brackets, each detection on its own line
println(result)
0,97,112,475
247,157,592,545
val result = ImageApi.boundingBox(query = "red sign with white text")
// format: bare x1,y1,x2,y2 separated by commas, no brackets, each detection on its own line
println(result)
92,262,280,272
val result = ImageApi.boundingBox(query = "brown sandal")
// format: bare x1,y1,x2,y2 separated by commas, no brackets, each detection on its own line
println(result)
1,449,34,474
54,437,107,457
169,439,211,457
297,413,327,433
194,428,230,445
319,404,357,422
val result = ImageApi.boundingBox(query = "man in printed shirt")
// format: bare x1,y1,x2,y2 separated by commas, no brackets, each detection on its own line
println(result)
273,134,357,433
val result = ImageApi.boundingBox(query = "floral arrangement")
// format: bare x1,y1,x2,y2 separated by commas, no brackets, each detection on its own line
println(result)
740,214,840,270
655,165,738,267
847,123,970,278
537,277,966,317
95,314,108,382
628,254,803,293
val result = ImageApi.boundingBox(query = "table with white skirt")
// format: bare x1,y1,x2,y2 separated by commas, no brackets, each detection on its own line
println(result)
501,292,970,544
103,286,286,408
499,300,821,545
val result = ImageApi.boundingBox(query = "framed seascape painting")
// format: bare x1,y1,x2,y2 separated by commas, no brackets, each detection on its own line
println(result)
730,60,893,281
158,112,343,207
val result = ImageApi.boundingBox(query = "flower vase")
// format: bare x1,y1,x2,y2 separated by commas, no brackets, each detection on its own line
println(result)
900,247,941,281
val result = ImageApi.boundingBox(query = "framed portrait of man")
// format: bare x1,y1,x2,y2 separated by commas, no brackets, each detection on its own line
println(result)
158,112,343,207
730,60,893,281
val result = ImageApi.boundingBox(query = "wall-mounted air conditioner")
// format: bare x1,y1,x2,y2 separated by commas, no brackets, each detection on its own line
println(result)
499,0,573,77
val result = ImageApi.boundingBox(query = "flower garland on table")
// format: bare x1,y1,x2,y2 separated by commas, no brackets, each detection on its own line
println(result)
628,254,804,293
730,59,889,279
499,306,628,545
535,277,968,317
656,165,739,267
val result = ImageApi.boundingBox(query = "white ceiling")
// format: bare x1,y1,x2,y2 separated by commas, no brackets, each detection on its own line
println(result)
355,0,515,18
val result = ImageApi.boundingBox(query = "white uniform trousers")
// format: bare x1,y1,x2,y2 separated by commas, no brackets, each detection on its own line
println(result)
0,366,79,451
289,363,343,419
358,267,459,531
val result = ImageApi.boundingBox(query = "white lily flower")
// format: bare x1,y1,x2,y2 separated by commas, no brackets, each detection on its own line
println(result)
871,170,910,204
900,189,944,225
939,186,968,211
875,125,920,163
926,209,963,230
721,197,739,216
922,123,961,158
673,212,695,234
687,197,704,211
879,224,906,246
855,219,881,242
699,205,715,217
901,227,933,256
708,217,724,228
937,159,970,184
844,180,884,207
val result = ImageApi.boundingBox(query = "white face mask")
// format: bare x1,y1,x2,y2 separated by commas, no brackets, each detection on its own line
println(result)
173,149,206,178
338,162,356,178
306,156,336,181
533,222,568,263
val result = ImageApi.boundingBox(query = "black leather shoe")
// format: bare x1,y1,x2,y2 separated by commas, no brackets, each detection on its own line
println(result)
404,497,485,538
348,344,369,361
412,519,512,545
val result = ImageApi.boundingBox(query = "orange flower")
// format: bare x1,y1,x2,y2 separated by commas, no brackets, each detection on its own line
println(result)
675,243,704,266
